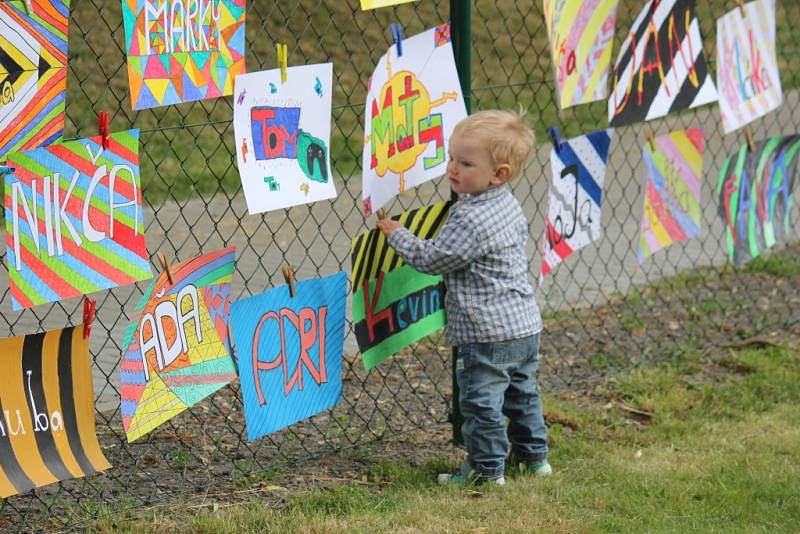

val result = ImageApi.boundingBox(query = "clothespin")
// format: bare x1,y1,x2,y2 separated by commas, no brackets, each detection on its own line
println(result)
0,162,15,175
157,252,174,285
376,208,388,221
547,126,563,153
737,0,747,17
98,111,110,149
82,297,96,339
281,265,297,298
390,23,404,57
644,127,656,152
276,43,288,83
21,0,33,14
744,126,756,152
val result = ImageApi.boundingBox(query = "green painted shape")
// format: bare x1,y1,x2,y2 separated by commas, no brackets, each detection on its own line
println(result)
296,130,329,183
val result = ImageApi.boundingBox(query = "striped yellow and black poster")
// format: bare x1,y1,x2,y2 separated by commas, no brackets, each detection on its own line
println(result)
351,201,451,369
0,325,111,498
351,200,451,289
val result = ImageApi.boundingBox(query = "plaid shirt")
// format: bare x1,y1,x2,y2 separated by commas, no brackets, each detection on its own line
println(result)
387,185,542,346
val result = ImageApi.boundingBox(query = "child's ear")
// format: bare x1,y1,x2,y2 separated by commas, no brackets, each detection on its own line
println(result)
491,164,512,185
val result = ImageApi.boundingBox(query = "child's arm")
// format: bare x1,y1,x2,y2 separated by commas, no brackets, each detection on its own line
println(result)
376,210,478,275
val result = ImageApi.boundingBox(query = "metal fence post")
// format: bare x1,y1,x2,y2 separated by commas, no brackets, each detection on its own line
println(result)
449,0,471,447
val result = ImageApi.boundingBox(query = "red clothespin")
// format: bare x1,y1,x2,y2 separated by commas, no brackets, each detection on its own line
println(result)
281,265,297,298
83,297,96,339
98,111,110,149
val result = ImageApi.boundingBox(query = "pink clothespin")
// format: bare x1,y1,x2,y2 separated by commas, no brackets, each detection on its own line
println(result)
98,111,110,149
83,297,96,339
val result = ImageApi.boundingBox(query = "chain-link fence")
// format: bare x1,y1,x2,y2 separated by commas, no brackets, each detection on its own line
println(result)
1,0,800,530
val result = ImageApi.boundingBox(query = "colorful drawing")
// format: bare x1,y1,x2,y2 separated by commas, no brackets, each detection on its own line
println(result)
351,201,450,369
4,129,152,310
0,325,111,498
230,272,346,441
608,0,717,127
0,0,69,159
233,63,336,214
543,0,620,110
121,0,246,110
717,135,800,266
541,129,612,278
362,24,467,216
360,0,418,10
119,247,238,442
716,0,782,134
638,128,705,265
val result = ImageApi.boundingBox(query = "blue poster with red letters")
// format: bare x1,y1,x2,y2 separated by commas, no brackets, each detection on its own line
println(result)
230,272,346,441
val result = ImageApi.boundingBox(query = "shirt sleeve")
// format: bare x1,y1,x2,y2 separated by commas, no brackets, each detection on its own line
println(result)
386,209,478,275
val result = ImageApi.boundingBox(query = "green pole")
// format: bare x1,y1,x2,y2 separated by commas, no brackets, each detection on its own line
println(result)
449,0,471,447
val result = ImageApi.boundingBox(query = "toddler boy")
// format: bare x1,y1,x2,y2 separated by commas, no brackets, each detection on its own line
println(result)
376,110,550,486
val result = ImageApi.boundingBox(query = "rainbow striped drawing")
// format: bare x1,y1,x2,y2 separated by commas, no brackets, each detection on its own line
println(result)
0,0,69,159
121,0,246,110
638,128,705,265
544,0,620,110
4,129,152,310
120,247,238,443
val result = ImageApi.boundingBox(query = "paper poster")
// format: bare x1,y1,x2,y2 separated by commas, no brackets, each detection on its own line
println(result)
638,128,705,265
0,325,111,498
360,0,418,9
717,135,800,266
120,247,238,442
4,129,152,310
541,129,612,278
716,0,782,134
0,0,69,159
233,63,336,214
362,24,467,216
543,0,620,110
121,0,246,110
230,272,346,441
608,0,717,127
351,201,449,369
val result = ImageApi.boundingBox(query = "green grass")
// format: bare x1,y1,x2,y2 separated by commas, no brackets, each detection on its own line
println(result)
65,0,800,204
91,342,800,533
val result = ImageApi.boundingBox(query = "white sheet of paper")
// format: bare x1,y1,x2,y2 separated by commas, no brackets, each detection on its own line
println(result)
361,24,467,216
233,63,336,214
716,0,782,133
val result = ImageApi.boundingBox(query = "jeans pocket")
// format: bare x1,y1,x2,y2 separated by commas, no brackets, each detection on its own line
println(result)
490,337,532,364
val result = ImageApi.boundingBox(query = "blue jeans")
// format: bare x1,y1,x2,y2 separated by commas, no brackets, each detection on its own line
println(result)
456,333,548,479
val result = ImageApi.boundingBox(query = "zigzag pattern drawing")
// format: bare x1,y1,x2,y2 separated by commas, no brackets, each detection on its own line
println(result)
0,0,69,159
122,0,246,110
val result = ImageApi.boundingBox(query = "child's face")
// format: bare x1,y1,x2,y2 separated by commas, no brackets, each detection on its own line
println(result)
446,133,510,195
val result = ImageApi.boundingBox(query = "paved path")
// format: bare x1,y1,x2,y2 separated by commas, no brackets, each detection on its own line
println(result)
2,91,799,410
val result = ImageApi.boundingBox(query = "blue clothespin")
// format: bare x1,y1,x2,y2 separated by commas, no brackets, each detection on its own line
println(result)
390,23,404,57
0,164,15,175
547,126,563,153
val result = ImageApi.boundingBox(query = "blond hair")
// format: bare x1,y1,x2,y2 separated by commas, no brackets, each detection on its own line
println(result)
451,109,535,180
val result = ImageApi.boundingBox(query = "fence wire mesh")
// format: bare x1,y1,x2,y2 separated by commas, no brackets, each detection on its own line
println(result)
1,0,799,530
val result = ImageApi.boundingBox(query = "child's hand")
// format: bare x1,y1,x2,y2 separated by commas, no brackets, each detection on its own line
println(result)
376,219,402,237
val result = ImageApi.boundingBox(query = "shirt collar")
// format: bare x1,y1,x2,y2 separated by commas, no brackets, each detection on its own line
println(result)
460,185,508,204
